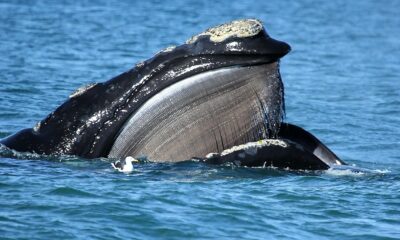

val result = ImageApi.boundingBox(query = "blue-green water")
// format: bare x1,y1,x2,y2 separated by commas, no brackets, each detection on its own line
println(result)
1,0,399,239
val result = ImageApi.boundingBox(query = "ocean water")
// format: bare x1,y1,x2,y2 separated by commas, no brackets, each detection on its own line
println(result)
0,0,399,239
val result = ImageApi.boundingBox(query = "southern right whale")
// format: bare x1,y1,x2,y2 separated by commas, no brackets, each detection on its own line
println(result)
0,19,346,170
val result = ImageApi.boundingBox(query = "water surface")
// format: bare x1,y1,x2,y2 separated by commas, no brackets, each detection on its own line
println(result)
0,0,399,239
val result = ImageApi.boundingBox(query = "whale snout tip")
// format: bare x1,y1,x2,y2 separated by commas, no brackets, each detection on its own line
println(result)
281,41,291,56
265,37,291,58
182,18,291,61
283,41,291,54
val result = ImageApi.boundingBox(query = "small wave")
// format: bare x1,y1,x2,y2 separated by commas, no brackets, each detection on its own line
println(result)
0,144,101,163
325,165,390,177
0,144,44,160
0,182,12,188
48,187,98,198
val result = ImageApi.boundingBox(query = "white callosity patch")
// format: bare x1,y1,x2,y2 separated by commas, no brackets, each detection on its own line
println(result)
69,83,97,98
155,45,177,55
33,121,41,132
205,152,219,158
225,41,242,51
217,139,288,157
186,19,263,44
135,61,145,68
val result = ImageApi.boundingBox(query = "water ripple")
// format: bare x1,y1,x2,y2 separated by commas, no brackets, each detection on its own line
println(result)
1,0,400,239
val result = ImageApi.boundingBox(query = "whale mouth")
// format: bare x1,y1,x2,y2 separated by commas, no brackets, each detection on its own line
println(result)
0,19,345,170
107,61,346,170
105,20,291,161
108,62,285,161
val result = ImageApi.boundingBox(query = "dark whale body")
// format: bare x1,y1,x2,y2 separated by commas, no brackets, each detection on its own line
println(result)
0,19,346,170
204,123,345,170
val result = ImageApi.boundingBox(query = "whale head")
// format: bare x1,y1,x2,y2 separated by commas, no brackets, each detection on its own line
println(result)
1,19,292,161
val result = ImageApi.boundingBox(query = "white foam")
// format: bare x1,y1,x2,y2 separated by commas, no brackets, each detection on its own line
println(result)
325,165,391,176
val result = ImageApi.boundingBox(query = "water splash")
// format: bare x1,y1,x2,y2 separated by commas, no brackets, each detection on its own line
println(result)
325,164,391,177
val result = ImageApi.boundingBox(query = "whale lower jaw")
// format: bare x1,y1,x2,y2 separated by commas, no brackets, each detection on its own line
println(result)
204,123,346,170
108,62,284,161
